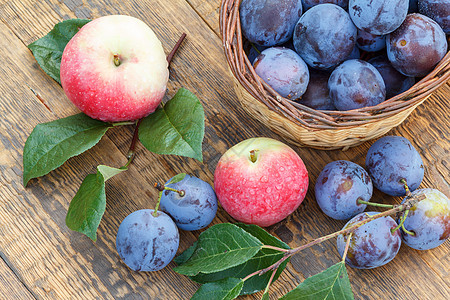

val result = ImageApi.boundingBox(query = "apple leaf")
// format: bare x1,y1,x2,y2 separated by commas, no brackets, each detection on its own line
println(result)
189,223,290,295
279,262,354,300
65,165,126,241
139,88,205,162
65,172,105,241
190,278,244,300
97,165,127,181
23,113,112,186
28,18,91,84
173,223,263,276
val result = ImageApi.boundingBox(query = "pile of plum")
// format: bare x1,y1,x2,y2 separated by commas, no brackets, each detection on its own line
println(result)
241,0,449,111
113,136,450,274
115,175,218,271
315,136,450,269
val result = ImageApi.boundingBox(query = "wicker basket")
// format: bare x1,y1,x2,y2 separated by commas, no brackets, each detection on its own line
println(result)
220,0,450,150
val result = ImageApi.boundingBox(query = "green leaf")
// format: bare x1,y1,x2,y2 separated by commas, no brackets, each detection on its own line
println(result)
173,223,263,276
28,19,91,83
65,172,105,241
97,165,126,181
279,262,354,300
236,223,290,250
191,278,244,300
174,241,198,265
261,292,270,300
65,164,126,241
167,173,187,185
23,113,111,186
139,88,205,162
191,223,290,295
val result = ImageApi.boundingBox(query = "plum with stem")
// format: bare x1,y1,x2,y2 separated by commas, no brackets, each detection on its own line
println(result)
365,136,424,196
337,212,402,269
315,160,373,220
158,174,218,231
400,188,450,250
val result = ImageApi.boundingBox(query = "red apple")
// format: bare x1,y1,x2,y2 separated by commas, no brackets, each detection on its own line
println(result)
214,137,308,227
60,15,169,122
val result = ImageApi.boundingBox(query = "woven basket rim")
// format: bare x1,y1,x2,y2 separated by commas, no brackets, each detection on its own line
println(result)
219,0,450,130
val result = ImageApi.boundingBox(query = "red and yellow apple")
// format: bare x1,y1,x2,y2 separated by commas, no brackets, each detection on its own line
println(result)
60,15,169,122
214,137,308,227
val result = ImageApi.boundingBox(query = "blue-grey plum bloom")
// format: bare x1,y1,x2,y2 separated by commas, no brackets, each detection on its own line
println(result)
116,209,179,271
160,175,218,231
366,136,424,196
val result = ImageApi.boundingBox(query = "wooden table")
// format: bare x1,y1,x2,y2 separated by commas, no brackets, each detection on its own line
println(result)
0,1,448,299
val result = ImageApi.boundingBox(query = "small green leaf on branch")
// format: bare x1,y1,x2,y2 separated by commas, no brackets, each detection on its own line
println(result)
28,19,91,83
190,278,244,300
23,113,111,186
280,261,354,300
139,88,205,162
174,241,198,265
236,223,290,250
261,292,270,300
65,165,126,241
65,172,105,241
97,165,127,181
173,223,263,276
176,223,290,295
167,173,187,185
197,224,290,294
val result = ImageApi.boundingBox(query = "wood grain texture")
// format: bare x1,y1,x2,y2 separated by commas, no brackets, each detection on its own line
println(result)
0,256,35,299
186,0,221,36
0,0,448,299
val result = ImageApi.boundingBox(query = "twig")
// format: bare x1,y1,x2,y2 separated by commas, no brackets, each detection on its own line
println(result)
167,33,187,65
123,32,187,167
255,193,425,276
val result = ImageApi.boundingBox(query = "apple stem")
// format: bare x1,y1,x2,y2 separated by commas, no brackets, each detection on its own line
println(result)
113,54,121,66
249,150,259,163
121,34,187,169
124,119,143,166
167,33,187,66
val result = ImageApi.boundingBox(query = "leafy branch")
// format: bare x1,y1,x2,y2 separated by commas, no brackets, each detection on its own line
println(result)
24,19,203,241
261,192,423,276
175,192,426,299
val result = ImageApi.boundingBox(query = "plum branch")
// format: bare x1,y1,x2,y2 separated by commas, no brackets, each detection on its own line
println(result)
246,192,425,279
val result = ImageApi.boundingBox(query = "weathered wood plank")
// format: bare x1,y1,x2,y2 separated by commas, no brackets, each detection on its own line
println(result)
0,20,133,299
0,0,290,299
0,257,35,299
0,38,201,300
186,0,221,36
181,1,450,297
0,0,448,299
